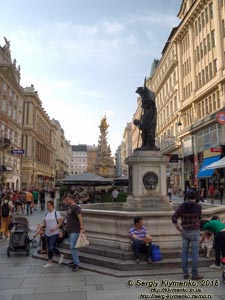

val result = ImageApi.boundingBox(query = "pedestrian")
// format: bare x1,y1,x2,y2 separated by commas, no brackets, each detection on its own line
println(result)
1,192,14,239
208,185,215,204
39,189,46,211
203,218,225,269
65,194,85,272
219,184,224,205
129,216,152,264
25,190,33,215
32,189,39,211
168,187,173,200
172,191,203,280
41,200,64,268
112,188,119,202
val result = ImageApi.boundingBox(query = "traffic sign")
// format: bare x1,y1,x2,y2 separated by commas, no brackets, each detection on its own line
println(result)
216,111,225,124
11,149,25,155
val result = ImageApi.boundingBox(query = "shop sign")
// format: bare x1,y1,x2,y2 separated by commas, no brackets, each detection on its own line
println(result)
210,147,221,152
216,111,225,124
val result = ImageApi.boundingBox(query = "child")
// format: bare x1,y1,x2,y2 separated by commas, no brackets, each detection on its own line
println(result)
200,231,213,258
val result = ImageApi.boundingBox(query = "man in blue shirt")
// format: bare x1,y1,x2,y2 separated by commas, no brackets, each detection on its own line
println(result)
129,216,152,263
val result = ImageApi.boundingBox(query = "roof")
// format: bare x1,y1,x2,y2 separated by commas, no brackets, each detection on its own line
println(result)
62,172,112,186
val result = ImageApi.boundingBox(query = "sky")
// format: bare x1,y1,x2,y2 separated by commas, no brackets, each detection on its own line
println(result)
0,0,181,154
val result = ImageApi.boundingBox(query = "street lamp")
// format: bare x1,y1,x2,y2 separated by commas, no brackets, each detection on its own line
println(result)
177,112,195,190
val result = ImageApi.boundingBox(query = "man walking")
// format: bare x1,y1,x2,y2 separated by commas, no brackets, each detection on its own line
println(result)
172,191,203,280
65,194,84,272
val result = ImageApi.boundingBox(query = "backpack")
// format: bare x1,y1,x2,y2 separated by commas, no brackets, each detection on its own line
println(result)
2,200,10,217
151,244,162,262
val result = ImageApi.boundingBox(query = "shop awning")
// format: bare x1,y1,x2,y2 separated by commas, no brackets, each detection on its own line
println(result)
197,156,221,178
206,156,225,170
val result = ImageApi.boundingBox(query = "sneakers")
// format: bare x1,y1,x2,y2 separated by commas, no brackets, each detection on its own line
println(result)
72,265,79,272
210,264,221,269
183,274,190,279
58,254,64,264
191,274,204,280
43,263,53,268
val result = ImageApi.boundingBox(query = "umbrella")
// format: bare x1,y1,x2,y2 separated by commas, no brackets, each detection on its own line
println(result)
112,175,128,186
206,157,225,170
61,172,112,186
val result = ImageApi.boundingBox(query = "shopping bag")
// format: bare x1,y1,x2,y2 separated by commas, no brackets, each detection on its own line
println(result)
75,233,89,248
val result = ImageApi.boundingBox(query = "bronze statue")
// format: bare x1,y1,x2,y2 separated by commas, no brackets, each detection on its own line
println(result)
134,78,160,151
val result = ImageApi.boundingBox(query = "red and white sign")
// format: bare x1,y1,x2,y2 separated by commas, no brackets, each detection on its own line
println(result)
210,147,221,152
216,112,225,124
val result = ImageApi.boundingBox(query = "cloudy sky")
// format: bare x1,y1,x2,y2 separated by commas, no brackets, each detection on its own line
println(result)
0,0,181,154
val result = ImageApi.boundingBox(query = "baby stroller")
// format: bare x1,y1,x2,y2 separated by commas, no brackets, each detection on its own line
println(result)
7,216,30,257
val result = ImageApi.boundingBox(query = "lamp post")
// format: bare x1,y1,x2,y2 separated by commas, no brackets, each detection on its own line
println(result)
177,113,195,191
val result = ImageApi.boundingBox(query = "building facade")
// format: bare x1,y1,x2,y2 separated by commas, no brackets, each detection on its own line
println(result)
0,38,24,191
22,85,56,190
52,119,71,183
132,0,225,193
70,144,88,174
87,145,97,174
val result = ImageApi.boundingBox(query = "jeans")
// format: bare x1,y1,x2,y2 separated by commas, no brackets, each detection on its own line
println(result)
214,231,225,266
45,234,61,260
40,199,45,211
131,239,152,259
182,229,200,276
26,202,32,215
69,232,80,266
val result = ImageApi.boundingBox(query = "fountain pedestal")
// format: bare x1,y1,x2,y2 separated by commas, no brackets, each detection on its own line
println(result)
125,150,172,210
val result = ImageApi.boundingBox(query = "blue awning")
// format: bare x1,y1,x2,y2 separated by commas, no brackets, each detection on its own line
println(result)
197,156,221,178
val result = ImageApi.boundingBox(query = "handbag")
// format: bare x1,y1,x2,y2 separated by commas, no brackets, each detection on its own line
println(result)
75,233,90,248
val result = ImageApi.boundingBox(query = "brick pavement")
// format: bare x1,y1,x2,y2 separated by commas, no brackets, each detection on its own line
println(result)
0,202,225,300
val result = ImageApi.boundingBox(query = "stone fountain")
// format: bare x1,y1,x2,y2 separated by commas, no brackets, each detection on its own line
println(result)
81,82,225,251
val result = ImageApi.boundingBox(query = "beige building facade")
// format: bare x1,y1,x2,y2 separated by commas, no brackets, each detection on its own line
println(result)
0,38,24,191
132,0,225,193
52,119,71,183
22,85,56,190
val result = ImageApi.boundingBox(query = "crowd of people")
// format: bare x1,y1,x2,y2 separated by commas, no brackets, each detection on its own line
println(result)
172,190,225,280
1,186,225,279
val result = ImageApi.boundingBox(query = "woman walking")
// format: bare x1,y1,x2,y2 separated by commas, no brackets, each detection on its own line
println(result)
42,200,64,268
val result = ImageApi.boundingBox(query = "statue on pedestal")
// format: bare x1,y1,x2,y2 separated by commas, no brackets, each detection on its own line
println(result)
134,78,160,151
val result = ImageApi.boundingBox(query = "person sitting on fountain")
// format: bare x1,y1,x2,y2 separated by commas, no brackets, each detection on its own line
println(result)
129,216,152,264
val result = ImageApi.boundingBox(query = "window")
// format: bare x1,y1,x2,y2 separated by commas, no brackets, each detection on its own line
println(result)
213,93,216,110
195,21,198,35
213,59,218,75
205,7,209,23
196,46,200,61
203,38,207,55
205,98,209,114
201,12,205,28
200,101,204,117
209,96,212,112
222,20,225,38
209,63,213,79
205,66,209,82
198,102,202,118
211,30,215,47
217,91,220,108
207,34,211,50
200,42,204,58
198,16,202,32
209,2,213,19
202,69,205,85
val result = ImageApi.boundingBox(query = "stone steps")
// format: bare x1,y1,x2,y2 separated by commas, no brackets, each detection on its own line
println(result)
32,241,215,277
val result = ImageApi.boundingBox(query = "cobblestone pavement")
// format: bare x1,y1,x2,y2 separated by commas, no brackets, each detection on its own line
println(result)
0,201,225,300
